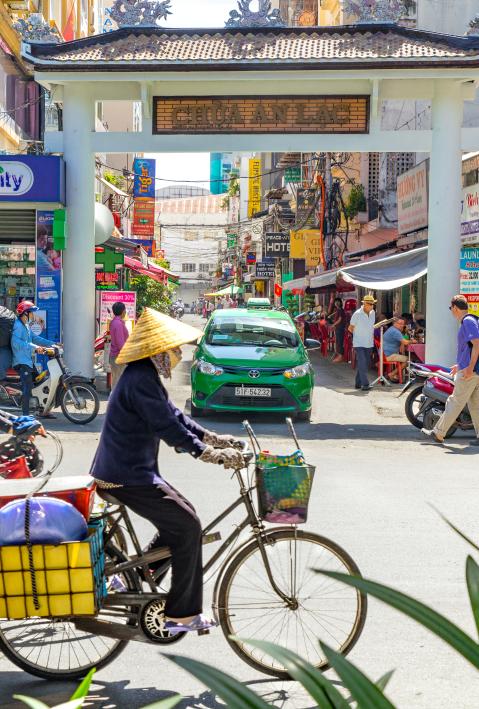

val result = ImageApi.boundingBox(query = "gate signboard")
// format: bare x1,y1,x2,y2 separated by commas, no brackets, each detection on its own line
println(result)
154,96,369,135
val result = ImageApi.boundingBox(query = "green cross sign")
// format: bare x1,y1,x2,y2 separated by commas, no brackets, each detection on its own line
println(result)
95,248,124,273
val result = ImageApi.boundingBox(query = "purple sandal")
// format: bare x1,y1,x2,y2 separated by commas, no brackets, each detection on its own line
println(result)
164,613,217,635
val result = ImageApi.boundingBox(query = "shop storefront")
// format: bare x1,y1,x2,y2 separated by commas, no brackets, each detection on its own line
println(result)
0,155,65,340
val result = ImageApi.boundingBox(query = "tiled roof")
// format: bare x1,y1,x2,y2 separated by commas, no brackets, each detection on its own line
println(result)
24,24,479,71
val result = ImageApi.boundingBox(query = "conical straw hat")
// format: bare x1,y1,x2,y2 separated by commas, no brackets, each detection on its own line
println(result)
116,307,203,364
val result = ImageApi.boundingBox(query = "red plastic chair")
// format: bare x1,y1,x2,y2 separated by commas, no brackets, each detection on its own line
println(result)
374,339,403,384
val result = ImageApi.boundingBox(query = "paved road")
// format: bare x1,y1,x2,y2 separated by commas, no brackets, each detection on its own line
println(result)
1,315,478,708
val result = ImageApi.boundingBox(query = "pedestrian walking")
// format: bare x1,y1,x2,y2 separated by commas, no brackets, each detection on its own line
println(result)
109,301,129,391
348,294,376,391
422,295,479,445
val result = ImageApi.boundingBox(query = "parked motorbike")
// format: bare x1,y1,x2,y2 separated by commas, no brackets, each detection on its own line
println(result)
0,410,63,479
400,363,451,428
0,347,99,425
400,364,473,437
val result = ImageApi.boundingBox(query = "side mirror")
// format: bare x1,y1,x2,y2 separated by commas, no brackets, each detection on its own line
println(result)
305,338,321,350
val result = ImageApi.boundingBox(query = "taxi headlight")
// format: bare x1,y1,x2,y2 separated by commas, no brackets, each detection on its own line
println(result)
284,363,311,379
198,360,224,376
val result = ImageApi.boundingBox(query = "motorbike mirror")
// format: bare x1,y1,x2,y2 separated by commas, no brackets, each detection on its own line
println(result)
305,338,321,350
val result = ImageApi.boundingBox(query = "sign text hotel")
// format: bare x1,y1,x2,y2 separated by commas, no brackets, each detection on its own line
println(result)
153,96,369,135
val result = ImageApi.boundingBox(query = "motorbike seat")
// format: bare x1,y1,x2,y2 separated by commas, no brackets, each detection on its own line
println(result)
97,489,123,506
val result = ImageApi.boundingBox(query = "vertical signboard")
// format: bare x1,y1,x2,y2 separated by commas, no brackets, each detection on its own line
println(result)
397,161,429,235
461,184,479,245
132,158,156,241
248,158,261,218
36,210,62,342
460,245,479,316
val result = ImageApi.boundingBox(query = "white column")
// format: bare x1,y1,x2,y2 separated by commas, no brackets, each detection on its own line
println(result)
62,84,96,377
425,80,463,365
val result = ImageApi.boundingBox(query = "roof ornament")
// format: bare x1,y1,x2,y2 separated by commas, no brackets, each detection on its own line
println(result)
14,13,62,43
342,0,408,22
467,14,479,35
225,0,286,28
110,0,172,28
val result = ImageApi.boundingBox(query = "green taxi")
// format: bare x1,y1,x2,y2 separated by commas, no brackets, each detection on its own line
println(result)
190,303,318,420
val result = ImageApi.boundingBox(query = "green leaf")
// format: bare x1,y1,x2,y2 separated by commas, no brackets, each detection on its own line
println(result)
321,643,396,709
376,670,395,692
236,637,348,708
141,697,182,709
166,654,272,708
430,506,479,554
466,555,479,638
317,571,479,670
70,668,96,700
13,698,49,709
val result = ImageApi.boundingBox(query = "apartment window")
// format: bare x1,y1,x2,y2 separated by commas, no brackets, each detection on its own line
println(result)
199,263,210,273
182,263,196,273
386,153,415,190
184,231,198,241
368,153,380,220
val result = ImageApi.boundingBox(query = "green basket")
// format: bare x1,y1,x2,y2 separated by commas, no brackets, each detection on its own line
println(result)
256,450,315,524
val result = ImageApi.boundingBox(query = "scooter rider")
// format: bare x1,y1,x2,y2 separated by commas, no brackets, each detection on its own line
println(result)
11,301,54,416
90,307,244,635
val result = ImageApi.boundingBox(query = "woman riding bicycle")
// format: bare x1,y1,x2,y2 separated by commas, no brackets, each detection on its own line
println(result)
90,307,244,635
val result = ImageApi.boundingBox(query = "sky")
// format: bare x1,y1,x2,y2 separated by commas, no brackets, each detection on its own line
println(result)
145,0,245,190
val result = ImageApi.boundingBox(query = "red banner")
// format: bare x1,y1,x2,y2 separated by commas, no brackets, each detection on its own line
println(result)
132,199,155,237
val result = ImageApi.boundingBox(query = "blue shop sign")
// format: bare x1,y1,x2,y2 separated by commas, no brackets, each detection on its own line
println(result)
0,155,65,202
133,158,156,199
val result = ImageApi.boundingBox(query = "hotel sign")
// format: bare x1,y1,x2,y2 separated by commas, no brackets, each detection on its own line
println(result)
153,96,369,134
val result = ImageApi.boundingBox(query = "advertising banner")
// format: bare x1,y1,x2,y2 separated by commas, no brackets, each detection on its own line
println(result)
460,246,479,315
132,199,155,237
0,156,65,203
246,252,257,265
461,185,479,244
304,230,323,269
248,158,261,218
256,260,275,279
99,291,136,333
397,161,428,235
296,188,317,228
265,232,290,258
129,238,155,256
227,233,238,250
133,158,156,199
36,211,62,343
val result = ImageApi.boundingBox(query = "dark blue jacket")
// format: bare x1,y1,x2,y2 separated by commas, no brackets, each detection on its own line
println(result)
91,358,207,486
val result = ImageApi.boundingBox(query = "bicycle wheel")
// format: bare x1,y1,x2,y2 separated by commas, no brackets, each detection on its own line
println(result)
0,545,139,680
217,529,367,679
60,384,99,425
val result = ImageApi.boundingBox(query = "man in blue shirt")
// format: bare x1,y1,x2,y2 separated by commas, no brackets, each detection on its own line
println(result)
422,295,479,445
383,317,414,382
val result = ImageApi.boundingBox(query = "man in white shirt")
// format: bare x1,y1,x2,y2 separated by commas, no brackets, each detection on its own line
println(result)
348,295,376,391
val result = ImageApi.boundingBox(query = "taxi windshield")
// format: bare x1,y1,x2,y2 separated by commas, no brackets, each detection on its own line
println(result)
206,317,299,348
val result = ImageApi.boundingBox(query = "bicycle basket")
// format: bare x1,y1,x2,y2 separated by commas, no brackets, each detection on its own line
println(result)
256,451,315,524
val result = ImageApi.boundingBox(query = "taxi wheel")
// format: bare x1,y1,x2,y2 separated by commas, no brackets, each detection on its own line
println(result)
191,403,207,418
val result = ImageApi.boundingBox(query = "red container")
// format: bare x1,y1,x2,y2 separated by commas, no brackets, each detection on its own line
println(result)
0,456,32,480
0,476,97,521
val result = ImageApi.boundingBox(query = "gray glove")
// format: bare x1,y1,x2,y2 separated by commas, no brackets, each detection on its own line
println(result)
203,431,244,450
199,445,244,470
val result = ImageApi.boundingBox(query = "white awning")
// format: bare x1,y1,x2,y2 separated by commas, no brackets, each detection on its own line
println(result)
341,247,428,290
310,269,341,289
284,277,307,290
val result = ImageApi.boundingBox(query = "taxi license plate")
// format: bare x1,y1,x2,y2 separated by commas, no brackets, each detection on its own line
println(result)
235,387,271,397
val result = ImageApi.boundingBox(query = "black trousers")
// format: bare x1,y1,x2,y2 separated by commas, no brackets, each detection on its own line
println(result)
111,484,203,618
17,365,34,415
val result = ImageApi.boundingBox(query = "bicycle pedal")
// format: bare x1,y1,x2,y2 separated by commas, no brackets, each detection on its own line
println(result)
197,629,210,636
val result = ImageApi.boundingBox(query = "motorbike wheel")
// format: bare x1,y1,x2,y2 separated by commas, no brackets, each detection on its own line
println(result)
423,407,457,439
405,384,427,429
60,383,99,425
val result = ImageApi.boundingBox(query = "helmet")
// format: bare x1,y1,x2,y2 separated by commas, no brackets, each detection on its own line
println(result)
16,300,38,317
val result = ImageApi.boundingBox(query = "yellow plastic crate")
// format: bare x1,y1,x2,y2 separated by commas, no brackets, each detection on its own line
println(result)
0,520,106,620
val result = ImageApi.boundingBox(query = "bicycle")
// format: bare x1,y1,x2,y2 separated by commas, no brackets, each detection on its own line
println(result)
0,422,367,681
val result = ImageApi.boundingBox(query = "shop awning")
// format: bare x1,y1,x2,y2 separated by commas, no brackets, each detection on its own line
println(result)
124,255,169,284
204,284,243,297
96,175,129,198
283,277,307,291
308,247,428,292
340,246,428,290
